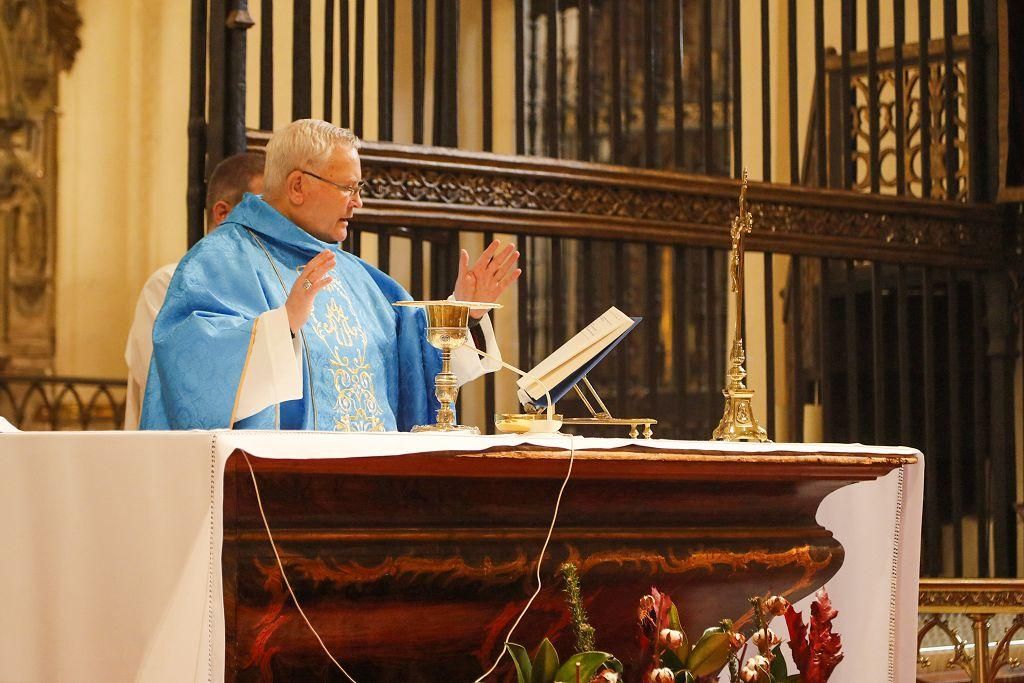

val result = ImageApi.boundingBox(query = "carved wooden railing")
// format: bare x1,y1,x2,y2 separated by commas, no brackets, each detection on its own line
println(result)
918,579,1024,681
341,140,1002,267
0,375,126,431
809,36,973,200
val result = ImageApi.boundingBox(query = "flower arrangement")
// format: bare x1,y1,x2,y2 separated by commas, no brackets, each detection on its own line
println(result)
635,586,734,682
506,563,623,683
506,564,843,683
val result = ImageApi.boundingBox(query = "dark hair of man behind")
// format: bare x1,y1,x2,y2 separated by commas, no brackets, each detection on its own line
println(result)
205,152,266,220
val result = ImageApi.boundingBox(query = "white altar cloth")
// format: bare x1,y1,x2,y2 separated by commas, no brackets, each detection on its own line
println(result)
0,432,921,682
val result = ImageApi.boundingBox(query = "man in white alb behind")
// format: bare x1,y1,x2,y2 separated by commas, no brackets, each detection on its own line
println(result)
123,152,265,429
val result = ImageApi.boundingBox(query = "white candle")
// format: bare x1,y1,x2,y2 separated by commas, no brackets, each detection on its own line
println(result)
803,403,824,443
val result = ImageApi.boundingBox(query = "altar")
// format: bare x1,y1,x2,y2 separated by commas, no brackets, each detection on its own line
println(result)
0,432,921,682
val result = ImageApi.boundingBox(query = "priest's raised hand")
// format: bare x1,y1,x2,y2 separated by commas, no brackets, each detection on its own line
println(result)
453,239,522,319
285,249,336,334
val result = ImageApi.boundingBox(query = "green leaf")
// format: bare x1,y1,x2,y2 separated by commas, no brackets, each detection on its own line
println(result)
668,604,682,631
506,643,533,683
769,645,789,681
660,647,686,672
667,604,690,658
684,627,732,677
531,638,560,683
553,652,622,683
777,676,802,682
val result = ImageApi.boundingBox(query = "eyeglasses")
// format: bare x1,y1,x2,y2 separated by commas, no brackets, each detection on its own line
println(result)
301,170,367,199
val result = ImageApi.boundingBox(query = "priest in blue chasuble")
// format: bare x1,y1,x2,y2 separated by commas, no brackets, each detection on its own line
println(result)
140,119,520,431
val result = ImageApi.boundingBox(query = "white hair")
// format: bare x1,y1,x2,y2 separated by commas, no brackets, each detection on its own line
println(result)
263,119,361,194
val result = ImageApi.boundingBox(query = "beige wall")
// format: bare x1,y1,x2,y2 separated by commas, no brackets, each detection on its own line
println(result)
57,0,190,376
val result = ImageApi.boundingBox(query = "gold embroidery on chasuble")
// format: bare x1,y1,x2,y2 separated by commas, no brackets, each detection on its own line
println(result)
307,277,386,432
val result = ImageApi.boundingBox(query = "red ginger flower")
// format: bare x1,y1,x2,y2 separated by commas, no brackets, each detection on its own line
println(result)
784,588,844,683
637,587,672,645
636,588,676,681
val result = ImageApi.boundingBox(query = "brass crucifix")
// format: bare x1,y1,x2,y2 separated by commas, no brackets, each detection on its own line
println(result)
712,169,770,442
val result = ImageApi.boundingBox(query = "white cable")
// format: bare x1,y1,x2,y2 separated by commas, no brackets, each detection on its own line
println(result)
241,347,573,683
469,345,577,682
245,434,575,683
472,434,576,682
470,346,556,423
241,452,360,683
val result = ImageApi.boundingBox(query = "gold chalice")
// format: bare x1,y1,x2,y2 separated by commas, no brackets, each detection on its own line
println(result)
394,300,501,433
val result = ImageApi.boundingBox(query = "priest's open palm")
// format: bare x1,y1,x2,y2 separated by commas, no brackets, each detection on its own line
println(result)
285,249,335,334
453,240,522,318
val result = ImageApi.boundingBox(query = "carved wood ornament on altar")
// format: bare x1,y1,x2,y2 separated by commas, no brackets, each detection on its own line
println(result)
0,0,80,372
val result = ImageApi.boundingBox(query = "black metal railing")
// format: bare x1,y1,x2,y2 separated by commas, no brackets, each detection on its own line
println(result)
807,35,973,200
191,0,998,242
0,375,127,431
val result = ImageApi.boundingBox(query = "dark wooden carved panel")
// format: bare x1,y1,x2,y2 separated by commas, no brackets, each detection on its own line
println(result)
245,134,1004,269
222,444,912,682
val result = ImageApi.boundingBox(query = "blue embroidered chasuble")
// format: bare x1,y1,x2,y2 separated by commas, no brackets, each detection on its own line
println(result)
140,194,442,431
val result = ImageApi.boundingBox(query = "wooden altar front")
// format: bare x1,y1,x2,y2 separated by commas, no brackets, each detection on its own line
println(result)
222,443,914,681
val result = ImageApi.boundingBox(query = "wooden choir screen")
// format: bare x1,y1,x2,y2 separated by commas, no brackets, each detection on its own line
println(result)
189,0,1020,579
243,135,1017,578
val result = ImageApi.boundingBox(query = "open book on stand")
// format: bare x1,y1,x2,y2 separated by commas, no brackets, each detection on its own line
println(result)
516,306,642,410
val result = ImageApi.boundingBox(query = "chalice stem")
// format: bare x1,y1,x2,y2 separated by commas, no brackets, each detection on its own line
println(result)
434,348,458,427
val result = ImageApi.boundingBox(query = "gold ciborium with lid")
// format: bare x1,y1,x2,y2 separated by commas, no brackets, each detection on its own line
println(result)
394,299,500,433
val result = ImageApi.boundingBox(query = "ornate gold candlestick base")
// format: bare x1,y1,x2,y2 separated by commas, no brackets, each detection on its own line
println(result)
395,299,500,434
712,339,770,443
712,388,769,442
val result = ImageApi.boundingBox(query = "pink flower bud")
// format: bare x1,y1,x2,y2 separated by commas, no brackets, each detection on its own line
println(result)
647,668,675,683
764,595,790,616
750,628,781,653
659,628,685,650
728,631,747,650
637,594,659,638
589,671,620,683
740,655,771,683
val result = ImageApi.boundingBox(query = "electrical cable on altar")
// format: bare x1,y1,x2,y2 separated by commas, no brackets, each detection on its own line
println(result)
241,349,574,682
241,451,359,683
472,435,576,683
470,348,577,682
472,346,557,425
